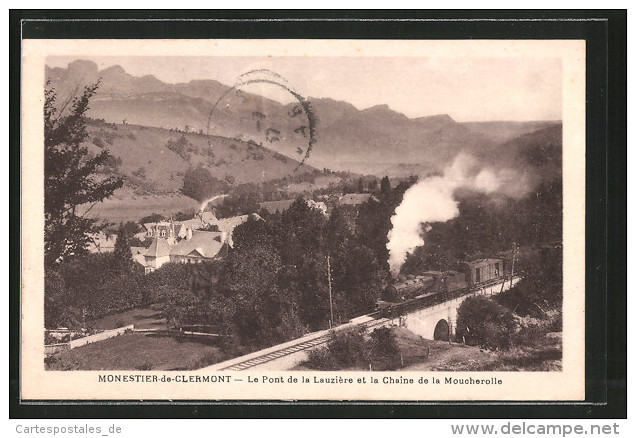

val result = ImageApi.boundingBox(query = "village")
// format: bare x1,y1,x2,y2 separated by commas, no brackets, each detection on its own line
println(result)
87,193,378,274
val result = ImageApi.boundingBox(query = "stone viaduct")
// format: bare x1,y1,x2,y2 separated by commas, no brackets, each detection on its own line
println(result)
395,277,521,341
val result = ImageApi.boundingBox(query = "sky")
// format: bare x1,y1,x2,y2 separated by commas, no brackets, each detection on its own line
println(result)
46,56,562,122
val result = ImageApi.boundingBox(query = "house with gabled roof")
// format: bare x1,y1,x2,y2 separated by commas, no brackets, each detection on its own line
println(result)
143,238,172,274
137,212,262,273
170,230,227,264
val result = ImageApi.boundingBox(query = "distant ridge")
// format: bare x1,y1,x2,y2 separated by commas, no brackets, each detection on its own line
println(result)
47,60,561,177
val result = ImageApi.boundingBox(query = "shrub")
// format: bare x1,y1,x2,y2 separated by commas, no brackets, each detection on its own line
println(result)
305,347,338,370
44,355,58,367
368,326,400,370
132,167,146,179
165,135,193,161
305,326,402,370
305,327,368,370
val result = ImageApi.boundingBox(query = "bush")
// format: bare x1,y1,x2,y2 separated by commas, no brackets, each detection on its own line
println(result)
368,326,400,370
166,135,193,161
456,296,516,350
305,347,338,370
305,327,368,370
132,167,146,179
305,326,401,370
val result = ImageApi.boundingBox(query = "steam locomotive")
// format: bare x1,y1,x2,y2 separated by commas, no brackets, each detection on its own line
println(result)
377,258,505,313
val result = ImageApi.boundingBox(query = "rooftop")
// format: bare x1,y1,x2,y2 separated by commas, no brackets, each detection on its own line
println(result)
170,231,224,258
145,238,172,258
338,193,379,205
465,258,502,267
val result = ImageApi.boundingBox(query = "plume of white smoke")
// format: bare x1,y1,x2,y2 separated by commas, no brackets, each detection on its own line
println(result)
386,154,505,276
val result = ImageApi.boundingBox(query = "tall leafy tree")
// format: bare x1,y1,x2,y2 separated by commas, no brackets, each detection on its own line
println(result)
222,244,289,347
357,178,365,193
324,205,350,252
44,82,123,265
380,175,391,199
112,223,133,273
181,165,227,202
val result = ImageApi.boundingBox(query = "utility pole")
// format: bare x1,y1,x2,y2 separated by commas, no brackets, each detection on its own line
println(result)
510,242,517,289
327,254,334,329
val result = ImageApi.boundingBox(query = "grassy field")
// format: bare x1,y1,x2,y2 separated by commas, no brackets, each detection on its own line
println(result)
77,188,200,223
47,304,226,371
46,332,225,371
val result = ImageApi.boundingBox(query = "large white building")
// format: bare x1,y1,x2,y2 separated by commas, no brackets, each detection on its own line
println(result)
140,212,263,274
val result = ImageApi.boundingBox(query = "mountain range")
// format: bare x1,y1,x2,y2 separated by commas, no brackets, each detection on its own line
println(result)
46,60,561,177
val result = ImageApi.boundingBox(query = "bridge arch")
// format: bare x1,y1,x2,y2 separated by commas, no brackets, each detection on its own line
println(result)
433,319,450,341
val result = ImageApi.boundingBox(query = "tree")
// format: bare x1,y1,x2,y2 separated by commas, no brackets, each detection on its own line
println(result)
182,166,227,202
231,216,273,251
355,198,393,270
380,175,391,198
215,190,260,218
44,82,123,265
368,178,378,192
324,205,350,252
221,244,292,347
44,268,80,328
112,223,133,273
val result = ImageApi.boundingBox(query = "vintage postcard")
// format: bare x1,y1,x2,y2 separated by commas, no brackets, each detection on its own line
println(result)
21,39,585,401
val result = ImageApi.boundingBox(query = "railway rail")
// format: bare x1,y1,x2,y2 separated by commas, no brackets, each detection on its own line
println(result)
216,317,389,371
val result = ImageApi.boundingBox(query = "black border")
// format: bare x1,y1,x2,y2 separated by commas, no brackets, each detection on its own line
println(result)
9,9,626,419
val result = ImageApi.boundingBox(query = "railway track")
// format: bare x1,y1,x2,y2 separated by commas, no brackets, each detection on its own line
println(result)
213,276,519,371
217,317,389,371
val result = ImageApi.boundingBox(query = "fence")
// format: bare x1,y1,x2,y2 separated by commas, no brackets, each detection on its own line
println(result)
45,324,134,355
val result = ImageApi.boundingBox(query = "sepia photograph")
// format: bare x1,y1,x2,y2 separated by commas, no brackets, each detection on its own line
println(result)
20,38,586,401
